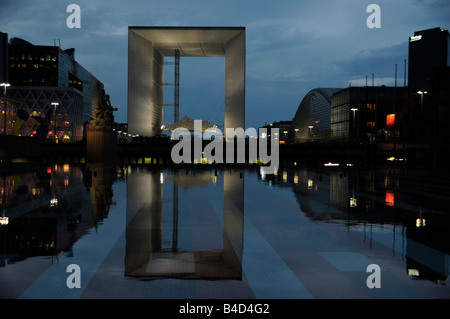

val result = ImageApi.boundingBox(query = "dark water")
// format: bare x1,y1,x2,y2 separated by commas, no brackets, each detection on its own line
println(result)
0,164,449,299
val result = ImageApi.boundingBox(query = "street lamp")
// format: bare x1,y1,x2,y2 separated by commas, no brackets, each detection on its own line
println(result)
51,102,59,143
351,108,358,140
417,91,427,115
1,83,11,135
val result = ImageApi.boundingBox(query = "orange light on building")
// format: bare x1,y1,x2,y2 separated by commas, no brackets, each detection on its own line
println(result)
386,114,396,126
385,190,394,206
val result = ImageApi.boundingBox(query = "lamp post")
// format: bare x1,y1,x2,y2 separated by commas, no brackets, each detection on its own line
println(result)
1,83,11,135
417,91,427,115
51,102,59,143
351,108,358,140
308,125,313,140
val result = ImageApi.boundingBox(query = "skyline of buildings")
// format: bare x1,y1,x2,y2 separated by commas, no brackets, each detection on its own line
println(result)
0,26,448,154
287,27,449,160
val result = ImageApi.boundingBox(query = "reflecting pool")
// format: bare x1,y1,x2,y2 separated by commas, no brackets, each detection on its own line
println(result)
0,164,449,299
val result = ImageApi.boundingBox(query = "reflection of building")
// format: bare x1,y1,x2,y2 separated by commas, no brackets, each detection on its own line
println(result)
0,33,104,141
408,27,449,91
0,165,104,264
125,168,244,280
285,167,450,284
290,88,342,143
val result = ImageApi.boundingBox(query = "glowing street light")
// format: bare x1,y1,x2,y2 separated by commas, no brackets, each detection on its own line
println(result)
1,83,11,135
351,108,358,139
417,91,427,115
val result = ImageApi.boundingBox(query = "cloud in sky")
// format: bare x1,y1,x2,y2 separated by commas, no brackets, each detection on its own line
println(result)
1,0,449,129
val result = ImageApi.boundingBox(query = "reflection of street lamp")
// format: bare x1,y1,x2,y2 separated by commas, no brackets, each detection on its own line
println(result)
417,91,427,115
51,102,59,143
351,108,358,140
1,83,11,135
1,174,8,226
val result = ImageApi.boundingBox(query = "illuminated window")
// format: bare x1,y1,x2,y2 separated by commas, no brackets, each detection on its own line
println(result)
367,121,375,128
385,190,394,206
386,114,396,126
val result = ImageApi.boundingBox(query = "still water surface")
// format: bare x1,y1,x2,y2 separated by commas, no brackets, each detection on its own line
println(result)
0,164,449,299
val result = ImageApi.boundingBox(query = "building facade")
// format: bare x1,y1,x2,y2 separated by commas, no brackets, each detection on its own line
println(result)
408,27,449,91
1,33,104,141
330,86,410,144
259,120,292,144
290,88,342,143
7,87,84,142
128,27,245,137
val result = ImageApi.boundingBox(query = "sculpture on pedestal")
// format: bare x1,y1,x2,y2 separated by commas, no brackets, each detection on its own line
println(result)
91,85,117,130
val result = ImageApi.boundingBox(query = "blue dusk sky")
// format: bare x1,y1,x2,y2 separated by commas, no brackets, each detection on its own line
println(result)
0,0,449,130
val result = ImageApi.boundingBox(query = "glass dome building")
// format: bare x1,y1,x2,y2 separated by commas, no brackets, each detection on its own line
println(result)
290,88,342,143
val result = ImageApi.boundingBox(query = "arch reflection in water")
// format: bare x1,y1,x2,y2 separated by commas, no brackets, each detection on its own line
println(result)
125,168,244,280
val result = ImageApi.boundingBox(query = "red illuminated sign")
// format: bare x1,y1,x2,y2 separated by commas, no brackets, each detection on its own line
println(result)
385,190,394,206
386,114,395,126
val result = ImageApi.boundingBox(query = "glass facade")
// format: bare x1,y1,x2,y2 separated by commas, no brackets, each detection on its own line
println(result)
8,87,84,142
291,88,342,143
331,86,410,143
408,27,449,90
330,89,350,140
3,36,105,141
8,43,58,86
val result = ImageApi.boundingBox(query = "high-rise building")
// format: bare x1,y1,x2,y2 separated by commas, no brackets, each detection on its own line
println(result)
0,33,104,141
0,32,8,83
408,27,450,90
330,86,410,144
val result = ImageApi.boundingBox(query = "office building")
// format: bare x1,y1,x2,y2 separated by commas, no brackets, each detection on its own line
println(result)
1,33,104,141
290,88,342,143
128,27,245,137
330,86,409,143
408,27,449,90
0,32,8,83
259,120,292,144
